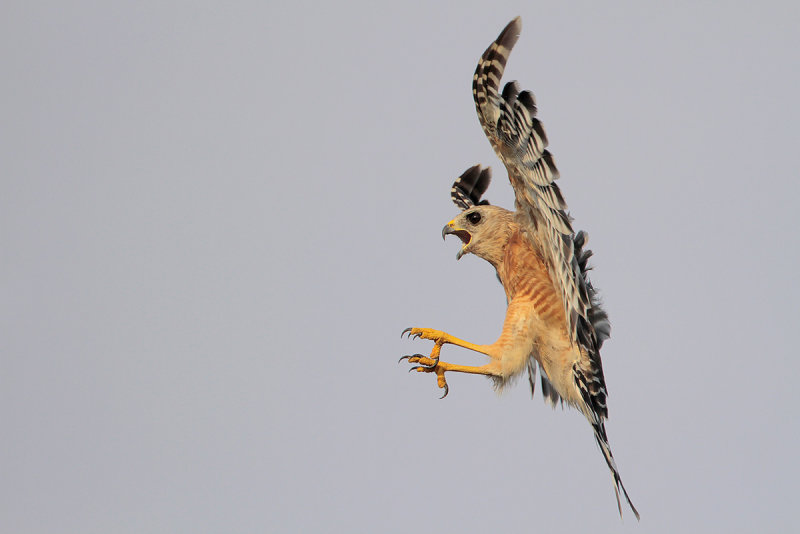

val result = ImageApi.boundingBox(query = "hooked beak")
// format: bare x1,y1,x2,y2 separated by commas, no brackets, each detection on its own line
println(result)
442,220,471,260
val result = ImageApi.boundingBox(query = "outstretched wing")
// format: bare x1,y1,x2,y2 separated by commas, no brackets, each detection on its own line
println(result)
472,17,589,343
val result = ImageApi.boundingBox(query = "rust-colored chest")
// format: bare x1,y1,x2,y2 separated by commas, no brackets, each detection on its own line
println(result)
497,230,566,326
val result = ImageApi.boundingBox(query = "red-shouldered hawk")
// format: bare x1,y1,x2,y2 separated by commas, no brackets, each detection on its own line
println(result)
401,17,639,520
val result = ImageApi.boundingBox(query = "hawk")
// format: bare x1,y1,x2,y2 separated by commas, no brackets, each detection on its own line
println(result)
401,17,639,520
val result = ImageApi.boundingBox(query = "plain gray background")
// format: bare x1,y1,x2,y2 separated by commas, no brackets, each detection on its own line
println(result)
3,1,799,532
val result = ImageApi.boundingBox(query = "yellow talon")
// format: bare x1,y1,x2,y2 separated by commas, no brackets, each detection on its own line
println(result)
401,327,499,399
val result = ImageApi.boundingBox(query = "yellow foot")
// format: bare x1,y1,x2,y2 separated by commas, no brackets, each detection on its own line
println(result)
400,327,499,398
400,328,450,397
401,327,489,356
401,327,449,343
398,354,450,398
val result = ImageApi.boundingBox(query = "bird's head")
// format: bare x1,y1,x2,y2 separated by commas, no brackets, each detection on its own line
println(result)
442,205,515,265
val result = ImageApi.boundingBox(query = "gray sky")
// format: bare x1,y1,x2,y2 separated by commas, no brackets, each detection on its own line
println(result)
3,1,799,532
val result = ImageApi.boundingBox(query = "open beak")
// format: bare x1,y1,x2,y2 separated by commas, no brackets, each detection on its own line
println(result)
442,220,471,260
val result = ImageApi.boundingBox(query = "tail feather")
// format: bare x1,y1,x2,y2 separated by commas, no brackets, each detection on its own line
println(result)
592,422,640,521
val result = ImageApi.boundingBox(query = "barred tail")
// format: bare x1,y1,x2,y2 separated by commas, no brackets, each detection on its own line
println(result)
592,421,640,521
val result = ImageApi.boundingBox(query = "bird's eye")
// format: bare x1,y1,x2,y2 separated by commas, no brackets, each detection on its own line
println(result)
466,211,482,225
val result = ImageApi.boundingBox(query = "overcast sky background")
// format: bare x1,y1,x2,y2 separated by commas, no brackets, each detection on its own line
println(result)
2,1,799,532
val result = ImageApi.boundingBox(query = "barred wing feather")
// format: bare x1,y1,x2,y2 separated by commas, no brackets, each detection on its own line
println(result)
472,17,590,343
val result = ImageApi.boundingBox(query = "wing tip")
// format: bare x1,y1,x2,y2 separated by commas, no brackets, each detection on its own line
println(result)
497,17,522,50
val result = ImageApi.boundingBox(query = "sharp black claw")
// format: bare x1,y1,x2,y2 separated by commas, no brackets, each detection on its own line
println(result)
409,366,423,373
412,333,422,340
439,383,449,399
400,353,426,363
401,327,411,338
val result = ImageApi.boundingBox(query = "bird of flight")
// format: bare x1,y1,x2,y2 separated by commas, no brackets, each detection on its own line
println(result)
400,16,640,520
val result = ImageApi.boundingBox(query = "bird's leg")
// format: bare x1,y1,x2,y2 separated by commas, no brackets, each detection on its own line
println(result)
401,351,503,399
400,327,495,358
400,329,502,398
